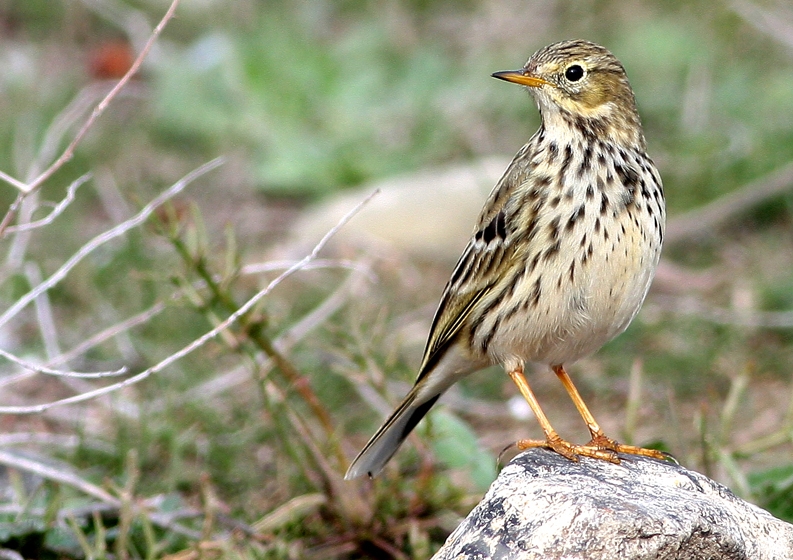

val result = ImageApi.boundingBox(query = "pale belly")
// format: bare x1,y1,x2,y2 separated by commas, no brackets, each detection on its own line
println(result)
482,206,661,367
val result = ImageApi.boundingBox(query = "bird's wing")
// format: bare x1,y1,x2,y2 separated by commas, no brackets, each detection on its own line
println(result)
415,155,534,379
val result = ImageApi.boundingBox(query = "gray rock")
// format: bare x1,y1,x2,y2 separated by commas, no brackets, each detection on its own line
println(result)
433,449,793,560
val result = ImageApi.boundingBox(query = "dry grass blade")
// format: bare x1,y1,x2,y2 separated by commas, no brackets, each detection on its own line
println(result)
241,258,377,281
253,494,328,534
25,262,61,360
0,448,118,504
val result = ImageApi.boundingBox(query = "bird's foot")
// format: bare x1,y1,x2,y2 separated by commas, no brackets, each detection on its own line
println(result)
585,433,674,462
516,433,620,464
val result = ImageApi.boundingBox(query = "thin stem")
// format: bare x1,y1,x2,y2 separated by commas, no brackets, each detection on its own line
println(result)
0,189,378,414
23,0,182,195
0,158,224,331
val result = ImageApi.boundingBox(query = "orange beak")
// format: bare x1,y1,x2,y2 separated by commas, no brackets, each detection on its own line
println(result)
491,70,551,88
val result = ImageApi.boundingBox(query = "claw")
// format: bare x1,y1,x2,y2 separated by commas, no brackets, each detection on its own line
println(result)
586,433,673,462
515,435,620,463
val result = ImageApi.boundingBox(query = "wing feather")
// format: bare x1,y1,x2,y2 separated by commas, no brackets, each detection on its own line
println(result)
415,151,535,379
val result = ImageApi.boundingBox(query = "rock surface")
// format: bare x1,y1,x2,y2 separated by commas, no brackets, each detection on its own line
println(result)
433,449,793,560
287,158,508,259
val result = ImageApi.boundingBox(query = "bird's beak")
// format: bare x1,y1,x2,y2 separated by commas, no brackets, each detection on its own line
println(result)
491,70,551,88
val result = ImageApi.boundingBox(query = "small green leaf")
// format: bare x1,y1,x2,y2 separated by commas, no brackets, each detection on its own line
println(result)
425,408,497,492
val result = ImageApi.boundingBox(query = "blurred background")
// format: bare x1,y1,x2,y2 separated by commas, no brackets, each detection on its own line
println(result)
0,0,792,558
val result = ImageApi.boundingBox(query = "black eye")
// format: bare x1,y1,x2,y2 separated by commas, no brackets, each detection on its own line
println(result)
565,64,584,82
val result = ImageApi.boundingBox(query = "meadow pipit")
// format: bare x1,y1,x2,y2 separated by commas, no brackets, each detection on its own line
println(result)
346,40,666,479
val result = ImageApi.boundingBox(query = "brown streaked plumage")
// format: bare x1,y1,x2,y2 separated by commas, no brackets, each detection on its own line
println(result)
346,40,666,480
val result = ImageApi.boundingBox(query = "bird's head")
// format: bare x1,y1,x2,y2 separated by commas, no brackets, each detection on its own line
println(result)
493,40,645,149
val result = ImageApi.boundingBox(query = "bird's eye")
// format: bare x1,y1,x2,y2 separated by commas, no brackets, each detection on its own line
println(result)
564,64,585,82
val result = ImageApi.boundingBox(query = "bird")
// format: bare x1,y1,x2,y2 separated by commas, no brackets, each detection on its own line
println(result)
345,40,666,480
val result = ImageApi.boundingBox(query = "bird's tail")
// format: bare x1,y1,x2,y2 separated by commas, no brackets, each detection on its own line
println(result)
344,387,441,480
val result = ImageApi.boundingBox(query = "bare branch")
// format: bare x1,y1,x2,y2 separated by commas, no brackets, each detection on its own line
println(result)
26,83,118,182
2,192,39,273
241,258,377,282
0,0,169,244
0,157,224,331
159,261,374,409
5,252,366,389
5,174,91,233
0,348,127,378
666,160,793,244
40,258,368,381
0,301,166,417
0,189,379,414
0,78,139,196
22,0,181,195
0,170,28,192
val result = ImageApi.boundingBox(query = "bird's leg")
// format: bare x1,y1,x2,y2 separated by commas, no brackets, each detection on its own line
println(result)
552,364,669,461
508,365,617,462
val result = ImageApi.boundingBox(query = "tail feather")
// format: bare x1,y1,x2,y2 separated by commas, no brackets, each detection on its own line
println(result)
344,390,440,480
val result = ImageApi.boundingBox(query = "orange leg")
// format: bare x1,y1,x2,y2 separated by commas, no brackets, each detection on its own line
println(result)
508,365,618,463
552,364,669,461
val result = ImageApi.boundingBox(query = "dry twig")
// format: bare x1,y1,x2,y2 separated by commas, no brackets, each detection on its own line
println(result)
665,160,793,243
0,0,180,197
0,189,379,414
0,158,224,332
4,174,91,234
